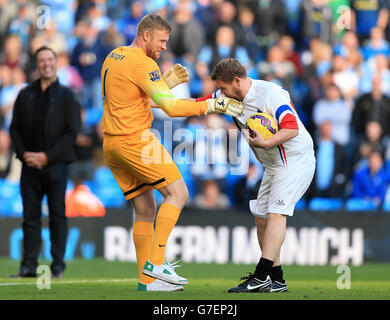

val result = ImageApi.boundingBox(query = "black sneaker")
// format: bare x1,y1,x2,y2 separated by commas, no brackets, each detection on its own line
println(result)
8,266,36,278
228,273,272,293
8,271,36,278
51,271,64,279
270,280,288,292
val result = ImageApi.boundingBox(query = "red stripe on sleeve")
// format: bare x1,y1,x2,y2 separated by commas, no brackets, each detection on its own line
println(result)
290,101,297,113
280,113,298,130
195,94,212,102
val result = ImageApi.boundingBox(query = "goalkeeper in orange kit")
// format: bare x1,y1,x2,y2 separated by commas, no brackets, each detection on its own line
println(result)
101,14,243,292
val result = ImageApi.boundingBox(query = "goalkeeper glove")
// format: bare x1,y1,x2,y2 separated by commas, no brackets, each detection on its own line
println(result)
206,96,243,117
162,64,189,89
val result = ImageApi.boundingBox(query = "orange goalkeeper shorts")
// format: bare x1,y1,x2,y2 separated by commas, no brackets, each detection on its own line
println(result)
103,131,182,200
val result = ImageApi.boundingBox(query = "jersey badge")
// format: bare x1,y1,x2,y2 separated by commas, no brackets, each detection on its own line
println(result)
149,70,161,81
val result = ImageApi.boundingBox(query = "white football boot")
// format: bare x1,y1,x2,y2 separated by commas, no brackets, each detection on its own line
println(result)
137,279,184,292
142,260,188,285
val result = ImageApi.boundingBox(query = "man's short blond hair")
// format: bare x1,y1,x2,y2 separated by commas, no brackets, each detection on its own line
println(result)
136,14,172,37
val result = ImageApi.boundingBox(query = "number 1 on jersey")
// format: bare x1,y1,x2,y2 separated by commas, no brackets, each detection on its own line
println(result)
103,68,108,101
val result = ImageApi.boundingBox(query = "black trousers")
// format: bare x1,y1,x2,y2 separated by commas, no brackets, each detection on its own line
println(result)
20,163,68,273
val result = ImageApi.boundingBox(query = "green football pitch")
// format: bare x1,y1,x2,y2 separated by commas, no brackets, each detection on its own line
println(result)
0,258,389,300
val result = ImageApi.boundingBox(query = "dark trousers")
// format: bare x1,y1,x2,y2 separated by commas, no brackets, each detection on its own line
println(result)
20,163,68,274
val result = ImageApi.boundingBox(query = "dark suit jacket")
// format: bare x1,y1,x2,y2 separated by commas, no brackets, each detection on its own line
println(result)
352,93,390,136
309,140,350,199
10,79,81,165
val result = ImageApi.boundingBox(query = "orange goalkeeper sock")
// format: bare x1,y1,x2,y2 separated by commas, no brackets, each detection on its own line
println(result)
133,221,155,284
150,202,181,265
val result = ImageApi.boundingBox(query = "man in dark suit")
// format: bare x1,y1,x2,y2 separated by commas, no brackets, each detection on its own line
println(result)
310,120,350,199
10,46,81,278
352,75,390,138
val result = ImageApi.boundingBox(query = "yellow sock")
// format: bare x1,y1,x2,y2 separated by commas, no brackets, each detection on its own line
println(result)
133,221,155,284
150,202,181,265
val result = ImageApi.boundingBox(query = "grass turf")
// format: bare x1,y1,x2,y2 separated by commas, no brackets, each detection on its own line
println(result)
0,258,389,300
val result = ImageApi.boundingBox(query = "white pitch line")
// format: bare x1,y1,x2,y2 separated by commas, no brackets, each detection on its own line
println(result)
0,278,138,287
0,283,27,286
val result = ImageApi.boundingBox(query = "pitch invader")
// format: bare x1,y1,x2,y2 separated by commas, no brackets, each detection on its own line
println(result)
200,58,316,293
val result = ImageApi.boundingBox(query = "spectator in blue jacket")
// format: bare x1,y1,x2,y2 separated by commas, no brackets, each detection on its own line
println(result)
361,27,390,60
313,83,352,146
71,19,109,110
120,0,145,44
351,149,388,205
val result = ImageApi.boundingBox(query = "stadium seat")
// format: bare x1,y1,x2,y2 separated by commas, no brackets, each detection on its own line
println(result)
0,200,11,218
9,196,23,217
84,180,96,194
0,180,20,199
93,167,129,208
42,195,48,216
66,180,74,192
94,167,116,186
94,183,126,208
308,198,343,211
85,107,103,127
0,180,22,217
345,198,379,211
0,194,23,217
154,189,164,206
295,198,307,210
386,159,390,181
383,201,390,211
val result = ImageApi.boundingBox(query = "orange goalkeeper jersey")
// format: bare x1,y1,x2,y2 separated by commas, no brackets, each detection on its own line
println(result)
101,46,207,138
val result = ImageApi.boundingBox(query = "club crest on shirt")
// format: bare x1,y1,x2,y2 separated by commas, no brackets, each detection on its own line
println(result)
149,70,161,81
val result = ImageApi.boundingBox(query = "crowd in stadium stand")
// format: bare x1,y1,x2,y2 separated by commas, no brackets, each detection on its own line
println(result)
1,0,390,215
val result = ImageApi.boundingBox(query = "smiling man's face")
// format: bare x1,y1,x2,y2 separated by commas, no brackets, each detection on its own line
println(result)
36,49,57,81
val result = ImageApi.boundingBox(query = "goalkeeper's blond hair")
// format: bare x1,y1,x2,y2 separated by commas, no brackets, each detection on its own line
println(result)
136,14,172,36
